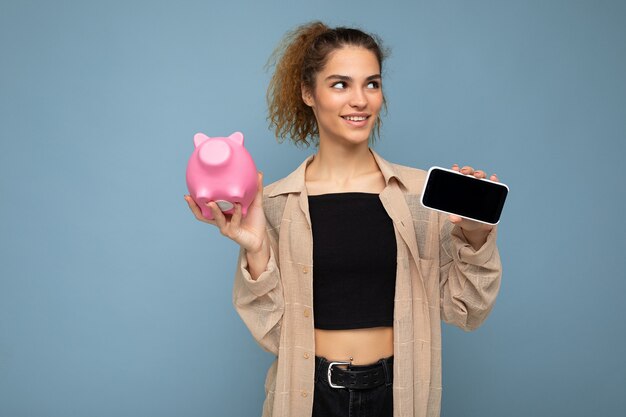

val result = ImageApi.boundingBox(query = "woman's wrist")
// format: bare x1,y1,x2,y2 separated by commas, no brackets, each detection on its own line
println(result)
460,225,493,251
245,237,270,280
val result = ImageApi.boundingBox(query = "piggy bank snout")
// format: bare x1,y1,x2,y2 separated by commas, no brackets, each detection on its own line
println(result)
198,140,232,167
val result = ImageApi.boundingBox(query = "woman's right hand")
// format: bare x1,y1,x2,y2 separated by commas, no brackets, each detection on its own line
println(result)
184,172,268,254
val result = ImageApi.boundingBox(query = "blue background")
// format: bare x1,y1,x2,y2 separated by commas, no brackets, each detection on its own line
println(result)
1,1,625,416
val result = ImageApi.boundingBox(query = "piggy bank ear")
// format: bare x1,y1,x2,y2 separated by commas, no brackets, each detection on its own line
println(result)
194,133,210,148
228,132,244,146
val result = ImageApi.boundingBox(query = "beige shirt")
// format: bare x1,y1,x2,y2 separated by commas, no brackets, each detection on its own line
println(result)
232,150,502,417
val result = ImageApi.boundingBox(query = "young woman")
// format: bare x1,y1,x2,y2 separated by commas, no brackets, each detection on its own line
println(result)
185,21,502,417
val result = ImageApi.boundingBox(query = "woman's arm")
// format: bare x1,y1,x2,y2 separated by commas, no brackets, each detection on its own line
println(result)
439,221,501,331
438,165,503,331
185,173,284,353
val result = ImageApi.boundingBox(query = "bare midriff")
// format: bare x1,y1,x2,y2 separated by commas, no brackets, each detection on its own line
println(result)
315,327,394,365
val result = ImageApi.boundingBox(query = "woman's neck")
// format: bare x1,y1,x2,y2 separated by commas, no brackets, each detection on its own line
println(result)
305,141,385,194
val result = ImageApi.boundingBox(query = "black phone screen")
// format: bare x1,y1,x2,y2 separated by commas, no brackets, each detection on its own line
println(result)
421,168,508,224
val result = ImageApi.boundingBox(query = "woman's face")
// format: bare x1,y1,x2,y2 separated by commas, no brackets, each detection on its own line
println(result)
303,46,383,147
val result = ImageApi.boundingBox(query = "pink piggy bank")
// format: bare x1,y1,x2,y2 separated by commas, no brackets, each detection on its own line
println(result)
186,131,258,220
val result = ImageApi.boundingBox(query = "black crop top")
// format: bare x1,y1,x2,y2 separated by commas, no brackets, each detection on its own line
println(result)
308,192,397,330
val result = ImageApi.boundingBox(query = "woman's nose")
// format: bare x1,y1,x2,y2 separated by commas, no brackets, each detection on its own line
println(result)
349,89,367,108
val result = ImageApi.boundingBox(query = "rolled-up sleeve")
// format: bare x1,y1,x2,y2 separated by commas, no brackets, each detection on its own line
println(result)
232,237,284,355
439,219,502,331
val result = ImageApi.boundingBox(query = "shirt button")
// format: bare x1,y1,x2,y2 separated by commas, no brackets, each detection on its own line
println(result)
301,391,307,398
303,309,311,318
303,352,310,359
302,266,308,274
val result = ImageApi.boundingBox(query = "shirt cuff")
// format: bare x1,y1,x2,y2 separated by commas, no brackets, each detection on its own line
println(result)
237,245,280,297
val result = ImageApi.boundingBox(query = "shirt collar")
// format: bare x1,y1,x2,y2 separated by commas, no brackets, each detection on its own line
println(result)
267,149,408,197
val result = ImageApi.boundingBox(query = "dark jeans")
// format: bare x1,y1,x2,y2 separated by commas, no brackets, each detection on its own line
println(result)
312,356,393,417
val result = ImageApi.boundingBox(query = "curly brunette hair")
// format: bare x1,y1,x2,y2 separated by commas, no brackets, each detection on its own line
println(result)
267,22,388,147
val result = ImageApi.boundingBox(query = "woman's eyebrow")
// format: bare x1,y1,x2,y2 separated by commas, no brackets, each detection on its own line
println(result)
324,74,382,81
325,74,351,82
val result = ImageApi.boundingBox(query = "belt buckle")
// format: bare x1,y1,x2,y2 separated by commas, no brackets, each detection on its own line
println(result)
327,361,351,389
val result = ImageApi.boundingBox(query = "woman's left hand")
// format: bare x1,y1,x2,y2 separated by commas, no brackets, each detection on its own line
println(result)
449,164,499,249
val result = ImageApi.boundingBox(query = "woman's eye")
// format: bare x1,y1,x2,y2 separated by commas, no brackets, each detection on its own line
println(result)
332,81,347,89
367,81,380,89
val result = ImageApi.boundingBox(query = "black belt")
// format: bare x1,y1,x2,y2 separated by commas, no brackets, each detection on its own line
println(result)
316,356,393,390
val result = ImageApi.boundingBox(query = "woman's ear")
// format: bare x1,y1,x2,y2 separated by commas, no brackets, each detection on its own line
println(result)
301,84,314,107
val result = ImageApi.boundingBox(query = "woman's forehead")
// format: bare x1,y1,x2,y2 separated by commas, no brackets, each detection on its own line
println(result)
320,46,381,77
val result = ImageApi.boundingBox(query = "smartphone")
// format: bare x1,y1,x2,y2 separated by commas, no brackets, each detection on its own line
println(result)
420,166,509,225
